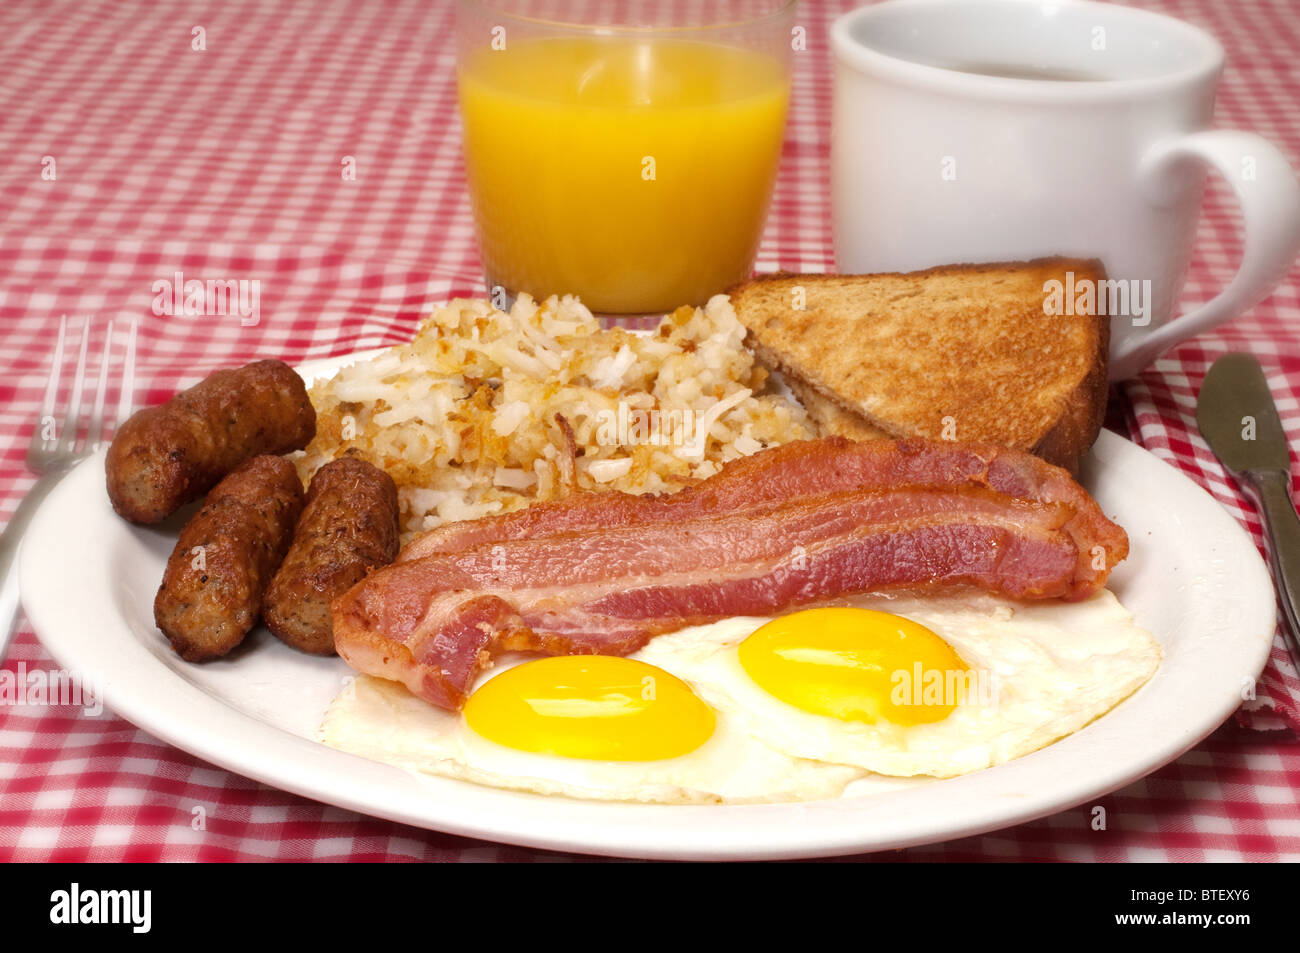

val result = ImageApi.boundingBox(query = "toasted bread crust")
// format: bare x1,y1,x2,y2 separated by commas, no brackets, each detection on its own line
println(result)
1029,310,1110,470
731,259,1110,472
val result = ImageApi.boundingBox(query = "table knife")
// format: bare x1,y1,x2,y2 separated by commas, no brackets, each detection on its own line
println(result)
1197,353,1300,671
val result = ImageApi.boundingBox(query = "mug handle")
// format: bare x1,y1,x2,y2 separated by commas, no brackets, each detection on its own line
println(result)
1113,130,1300,380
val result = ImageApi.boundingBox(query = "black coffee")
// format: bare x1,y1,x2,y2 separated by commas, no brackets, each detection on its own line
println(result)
926,60,1109,81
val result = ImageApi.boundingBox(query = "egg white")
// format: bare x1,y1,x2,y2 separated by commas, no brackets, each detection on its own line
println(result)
318,657,864,805
635,589,1162,779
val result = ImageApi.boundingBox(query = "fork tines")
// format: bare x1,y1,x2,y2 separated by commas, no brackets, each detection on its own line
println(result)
32,314,138,463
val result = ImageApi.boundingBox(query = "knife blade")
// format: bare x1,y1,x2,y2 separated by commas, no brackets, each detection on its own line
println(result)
1198,353,1300,673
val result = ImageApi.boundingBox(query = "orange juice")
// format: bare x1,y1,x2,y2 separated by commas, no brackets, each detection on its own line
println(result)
458,38,789,313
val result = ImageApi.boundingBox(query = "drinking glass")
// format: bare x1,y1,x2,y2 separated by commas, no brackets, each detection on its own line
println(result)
457,0,796,315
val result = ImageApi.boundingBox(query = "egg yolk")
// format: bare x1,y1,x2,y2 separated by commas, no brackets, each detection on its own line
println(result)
738,608,969,726
463,656,716,761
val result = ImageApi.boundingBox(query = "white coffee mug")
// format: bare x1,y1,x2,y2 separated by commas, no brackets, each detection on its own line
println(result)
831,0,1300,380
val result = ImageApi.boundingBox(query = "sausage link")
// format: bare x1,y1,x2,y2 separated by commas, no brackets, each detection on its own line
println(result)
107,360,315,524
263,458,399,655
154,455,304,661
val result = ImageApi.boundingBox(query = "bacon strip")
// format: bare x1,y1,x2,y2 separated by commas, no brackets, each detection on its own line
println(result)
335,438,1127,711
400,437,1117,562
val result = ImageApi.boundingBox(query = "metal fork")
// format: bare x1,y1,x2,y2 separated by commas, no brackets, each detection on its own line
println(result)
0,315,137,658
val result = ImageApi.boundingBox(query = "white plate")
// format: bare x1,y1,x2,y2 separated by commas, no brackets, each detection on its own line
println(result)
20,353,1277,861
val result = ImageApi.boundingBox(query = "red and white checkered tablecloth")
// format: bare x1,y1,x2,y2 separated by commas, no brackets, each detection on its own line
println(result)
1,0,1298,862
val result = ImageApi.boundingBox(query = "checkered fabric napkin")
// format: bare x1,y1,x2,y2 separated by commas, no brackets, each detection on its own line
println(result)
0,0,1298,861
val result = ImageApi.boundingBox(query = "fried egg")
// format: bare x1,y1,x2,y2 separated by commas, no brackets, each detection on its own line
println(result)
320,589,1160,801
636,589,1162,779
319,654,863,804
